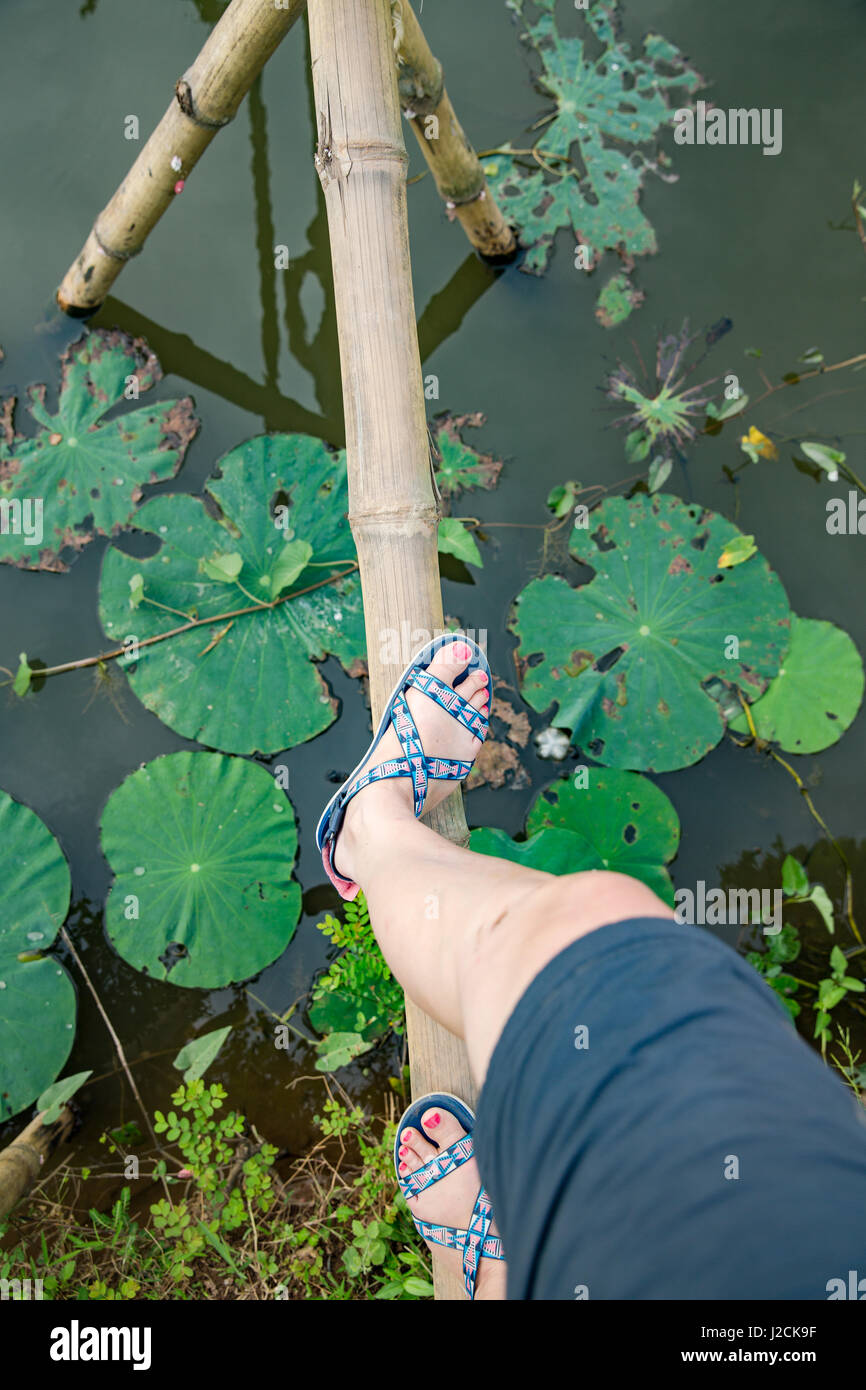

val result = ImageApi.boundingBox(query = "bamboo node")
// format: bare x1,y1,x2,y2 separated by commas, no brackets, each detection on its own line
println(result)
92,224,142,263
175,78,233,130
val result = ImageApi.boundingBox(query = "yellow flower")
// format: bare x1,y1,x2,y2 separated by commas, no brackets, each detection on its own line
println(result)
739,425,778,461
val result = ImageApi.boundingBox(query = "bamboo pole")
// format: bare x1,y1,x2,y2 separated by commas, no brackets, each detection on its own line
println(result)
56,0,305,313
308,0,475,1301
0,1106,75,1221
392,0,516,259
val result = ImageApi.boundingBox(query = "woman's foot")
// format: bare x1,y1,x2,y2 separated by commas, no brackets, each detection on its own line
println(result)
335,640,488,883
398,1106,507,1301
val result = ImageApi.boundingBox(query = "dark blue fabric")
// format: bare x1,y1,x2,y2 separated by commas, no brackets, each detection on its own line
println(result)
473,917,866,1300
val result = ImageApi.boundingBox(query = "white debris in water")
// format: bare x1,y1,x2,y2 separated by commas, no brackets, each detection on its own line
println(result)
535,726,571,760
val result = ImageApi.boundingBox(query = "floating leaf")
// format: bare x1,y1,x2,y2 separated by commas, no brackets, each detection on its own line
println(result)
0,791,75,1121
202,551,243,584
471,767,679,904
512,493,790,772
430,413,502,498
488,4,703,275
799,441,845,479
781,854,809,898
595,272,644,329
315,1032,369,1071
100,752,302,988
717,534,757,569
0,330,197,571
128,573,144,608
99,434,365,755
13,652,31,698
730,617,864,754
173,1026,233,1082
739,425,778,462
438,518,483,568
647,456,672,493
809,884,835,934
269,539,313,596
38,1070,92,1125
705,393,748,422
547,481,581,517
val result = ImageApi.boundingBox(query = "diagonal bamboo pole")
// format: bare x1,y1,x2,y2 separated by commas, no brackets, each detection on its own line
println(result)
56,0,305,313
392,0,516,259
0,1106,75,1222
308,0,475,1301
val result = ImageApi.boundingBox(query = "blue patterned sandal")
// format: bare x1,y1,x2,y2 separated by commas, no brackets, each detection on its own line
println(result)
316,634,491,900
395,1092,505,1300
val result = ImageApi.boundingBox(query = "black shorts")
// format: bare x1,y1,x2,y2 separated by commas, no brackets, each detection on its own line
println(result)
473,917,866,1300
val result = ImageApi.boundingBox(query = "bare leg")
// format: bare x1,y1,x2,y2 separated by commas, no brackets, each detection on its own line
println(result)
337,642,673,1085
334,641,672,1300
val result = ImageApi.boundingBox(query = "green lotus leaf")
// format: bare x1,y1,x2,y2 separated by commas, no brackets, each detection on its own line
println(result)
98,433,366,755
488,3,702,276
100,752,302,988
0,791,75,1121
431,413,502,498
730,616,864,754
511,493,791,772
471,766,679,904
0,330,197,571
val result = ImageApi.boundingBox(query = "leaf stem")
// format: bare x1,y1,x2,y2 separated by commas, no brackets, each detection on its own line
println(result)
3,564,358,685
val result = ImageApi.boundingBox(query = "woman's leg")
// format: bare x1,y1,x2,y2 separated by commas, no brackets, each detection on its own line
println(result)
333,639,672,1299
336,640,672,1085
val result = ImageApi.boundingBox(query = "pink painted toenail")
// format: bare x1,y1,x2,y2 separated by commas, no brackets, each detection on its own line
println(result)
399,1162,408,1172
427,1112,441,1128
402,1129,413,1141
453,643,471,661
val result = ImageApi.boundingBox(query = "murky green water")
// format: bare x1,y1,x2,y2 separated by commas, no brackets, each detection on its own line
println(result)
2,0,865,1166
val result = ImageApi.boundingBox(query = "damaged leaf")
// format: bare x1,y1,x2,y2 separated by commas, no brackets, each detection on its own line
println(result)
471,766,679,904
730,616,864,754
431,412,503,499
0,330,198,570
511,492,791,771
488,1,703,285
99,433,365,755
101,752,301,988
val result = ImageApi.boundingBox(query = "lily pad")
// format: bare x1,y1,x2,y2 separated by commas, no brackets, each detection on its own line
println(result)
489,2,703,276
0,330,197,571
730,617,864,754
0,791,75,1122
100,752,302,988
99,433,366,755
431,413,502,498
512,493,791,771
471,767,679,903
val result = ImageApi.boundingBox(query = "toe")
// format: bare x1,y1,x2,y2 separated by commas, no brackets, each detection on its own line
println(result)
420,1105,467,1150
429,638,474,687
459,669,489,710
399,1125,435,1164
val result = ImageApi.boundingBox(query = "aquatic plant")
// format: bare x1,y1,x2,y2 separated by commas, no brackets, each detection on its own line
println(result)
0,331,197,571
98,433,364,755
100,752,301,988
511,492,791,771
486,0,703,318
729,616,864,755
604,318,732,473
471,767,680,904
309,893,405,1072
0,792,75,1121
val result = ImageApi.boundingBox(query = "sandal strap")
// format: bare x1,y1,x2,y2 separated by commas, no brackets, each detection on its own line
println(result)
398,1133,475,1198
407,670,489,741
462,1185,496,1299
414,1218,504,1264
391,690,428,817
